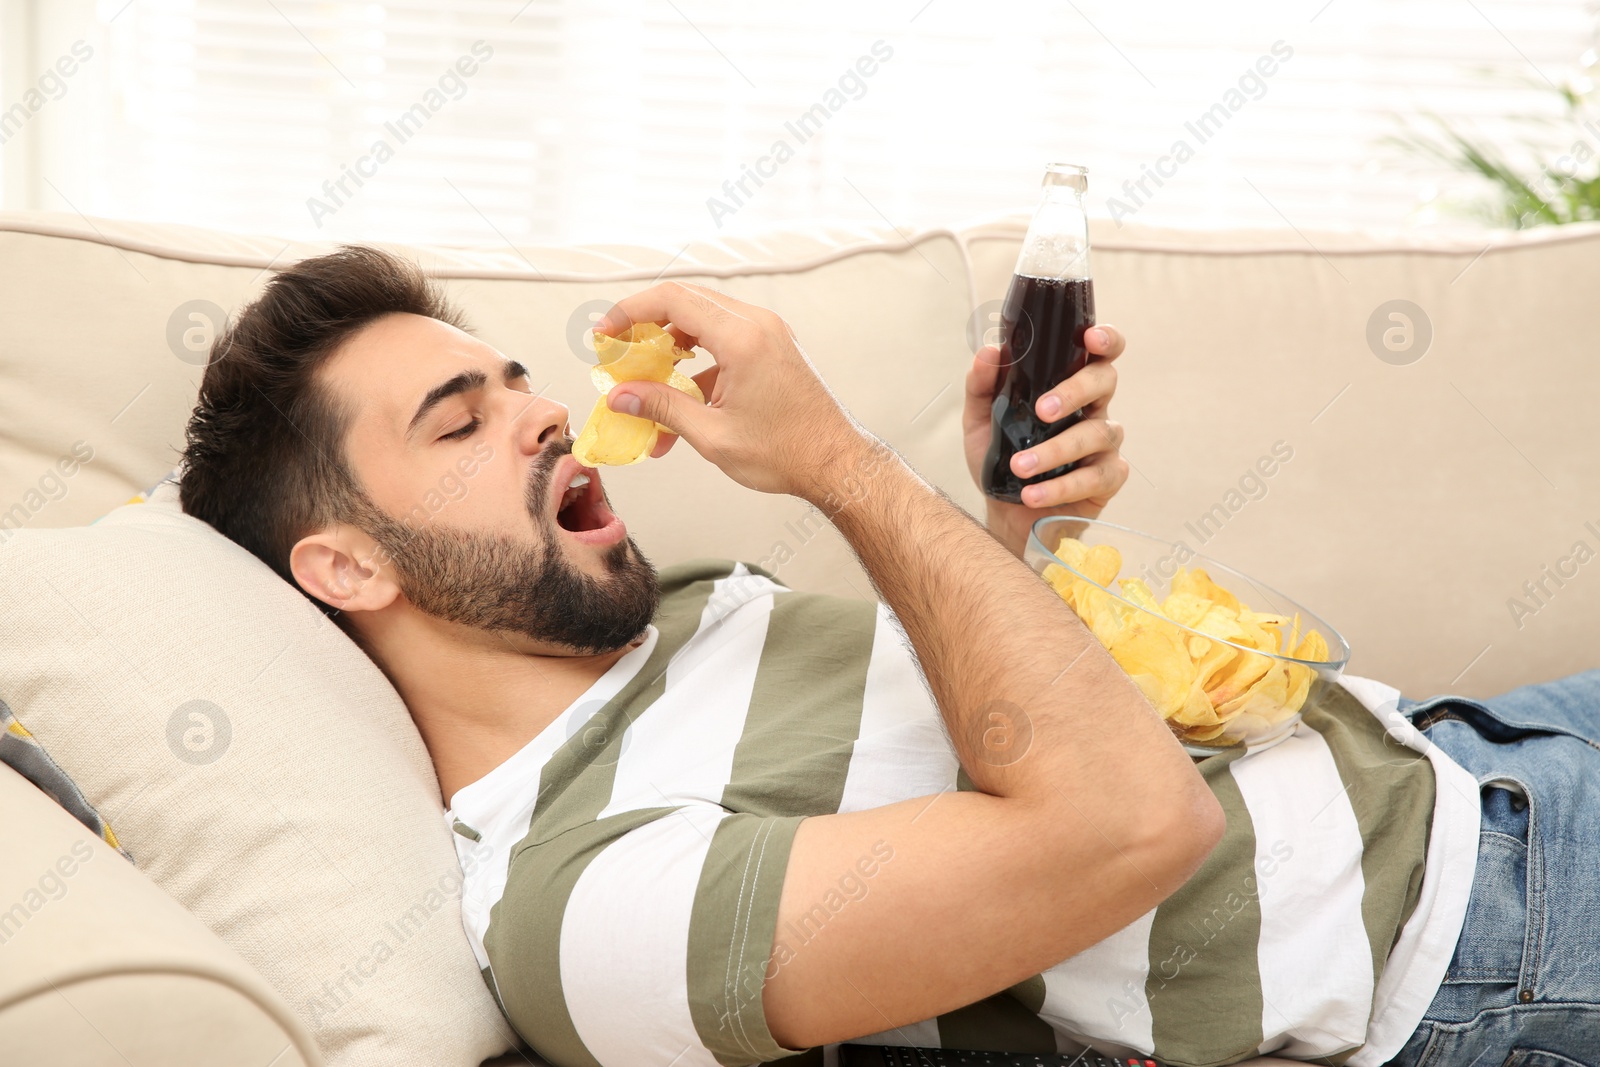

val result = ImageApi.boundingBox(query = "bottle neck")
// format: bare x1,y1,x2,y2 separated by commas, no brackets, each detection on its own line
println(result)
1015,189,1091,281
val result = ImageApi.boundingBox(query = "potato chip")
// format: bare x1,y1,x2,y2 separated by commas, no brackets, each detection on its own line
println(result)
1044,536,1333,748
1293,629,1330,663
1163,592,1214,629
1118,577,1163,616
1216,662,1289,717
1081,543,1122,588
1076,582,1127,649
1284,660,1315,715
571,323,704,467
569,397,659,466
1109,618,1195,717
1173,681,1222,727
1205,648,1273,706
1041,562,1073,596
1171,566,1241,614
1235,613,1279,656
1191,638,1238,693
1053,535,1089,573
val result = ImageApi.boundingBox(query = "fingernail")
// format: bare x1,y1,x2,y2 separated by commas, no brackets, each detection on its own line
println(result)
610,393,641,416
1089,327,1110,348
1014,452,1038,474
1022,485,1040,506
1038,395,1062,419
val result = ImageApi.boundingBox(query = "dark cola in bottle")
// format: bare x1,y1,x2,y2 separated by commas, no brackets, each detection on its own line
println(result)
980,163,1096,503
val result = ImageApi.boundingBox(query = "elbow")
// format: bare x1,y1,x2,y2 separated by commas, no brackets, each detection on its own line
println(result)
1029,775,1225,935
1144,779,1225,891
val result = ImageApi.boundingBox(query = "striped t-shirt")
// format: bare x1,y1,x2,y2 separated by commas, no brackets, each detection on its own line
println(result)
445,559,1480,1067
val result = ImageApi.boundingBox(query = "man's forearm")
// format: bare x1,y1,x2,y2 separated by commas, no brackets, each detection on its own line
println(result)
803,436,1200,807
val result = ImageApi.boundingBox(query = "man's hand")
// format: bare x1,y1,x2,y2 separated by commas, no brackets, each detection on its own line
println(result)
598,282,870,499
964,325,1130,557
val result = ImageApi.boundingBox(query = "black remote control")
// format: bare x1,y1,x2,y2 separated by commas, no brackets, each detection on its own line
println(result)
838,1046,1170,1067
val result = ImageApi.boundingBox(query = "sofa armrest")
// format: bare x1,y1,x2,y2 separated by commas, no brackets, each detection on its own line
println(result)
0,763,323,1066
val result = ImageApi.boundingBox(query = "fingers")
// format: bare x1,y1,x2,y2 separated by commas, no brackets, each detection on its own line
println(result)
967,344,1003,392
596,282,734,350
964,344,1003,428
1010,417,1123,481
1016,450,1130,509
1084,323,1126,361
607,379,708,449
597,282,768,356
1034,360,1117,423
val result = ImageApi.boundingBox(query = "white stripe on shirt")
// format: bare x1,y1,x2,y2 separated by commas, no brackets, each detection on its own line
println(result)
836,603,959,814
598,564,781,819
1036,907,1159,1056
561,804,729,1067
1232,725,1373,1058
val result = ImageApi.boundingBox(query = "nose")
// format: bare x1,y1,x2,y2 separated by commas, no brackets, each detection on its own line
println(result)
512,391,570,457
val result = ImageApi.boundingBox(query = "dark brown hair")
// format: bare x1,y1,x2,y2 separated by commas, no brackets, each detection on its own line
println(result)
179,245,470,614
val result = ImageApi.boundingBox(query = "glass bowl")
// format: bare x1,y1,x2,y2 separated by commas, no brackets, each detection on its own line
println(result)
1025,516,1351,757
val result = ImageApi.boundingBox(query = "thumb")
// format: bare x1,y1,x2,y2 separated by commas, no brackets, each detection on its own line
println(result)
608,381,706,443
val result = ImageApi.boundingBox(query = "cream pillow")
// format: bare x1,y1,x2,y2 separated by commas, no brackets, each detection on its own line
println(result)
0,487,514,1067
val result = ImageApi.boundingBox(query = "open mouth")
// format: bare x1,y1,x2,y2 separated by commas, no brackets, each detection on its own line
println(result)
552,457,617,537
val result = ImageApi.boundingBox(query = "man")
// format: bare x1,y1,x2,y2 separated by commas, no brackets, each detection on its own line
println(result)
179,246,1600,1067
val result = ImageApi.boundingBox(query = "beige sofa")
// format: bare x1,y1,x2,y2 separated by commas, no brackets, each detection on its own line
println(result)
1,209,1595,1065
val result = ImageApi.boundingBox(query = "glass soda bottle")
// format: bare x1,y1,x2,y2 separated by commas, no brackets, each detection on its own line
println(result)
979,163,1096,503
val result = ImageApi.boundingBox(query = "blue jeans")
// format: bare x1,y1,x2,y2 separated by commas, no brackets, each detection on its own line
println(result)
1385,670,1600,1067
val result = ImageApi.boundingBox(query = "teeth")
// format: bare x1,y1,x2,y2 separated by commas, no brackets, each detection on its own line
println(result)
559,471,590,512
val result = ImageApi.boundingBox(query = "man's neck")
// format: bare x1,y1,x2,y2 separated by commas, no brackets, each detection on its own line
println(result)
360,611,646,806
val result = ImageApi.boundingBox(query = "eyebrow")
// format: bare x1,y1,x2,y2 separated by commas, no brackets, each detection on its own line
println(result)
406,359,529,440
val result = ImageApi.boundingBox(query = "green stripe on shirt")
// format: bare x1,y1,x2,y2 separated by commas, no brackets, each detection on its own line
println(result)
686,812,808,1066
720,591,879,818
1302,684,1437,1066
1146,745,1266,1065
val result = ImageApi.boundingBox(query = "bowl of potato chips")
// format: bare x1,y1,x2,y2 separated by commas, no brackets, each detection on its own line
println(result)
1026,516,1350,757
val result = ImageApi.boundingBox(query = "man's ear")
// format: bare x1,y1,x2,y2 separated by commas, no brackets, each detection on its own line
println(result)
289,525,402,615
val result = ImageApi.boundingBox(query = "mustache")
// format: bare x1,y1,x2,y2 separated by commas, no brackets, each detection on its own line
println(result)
525,438,573,516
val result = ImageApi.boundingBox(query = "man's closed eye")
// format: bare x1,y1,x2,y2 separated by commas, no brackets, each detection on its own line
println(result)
441,419,481,442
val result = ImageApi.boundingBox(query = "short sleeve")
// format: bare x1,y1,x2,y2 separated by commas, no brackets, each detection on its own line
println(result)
485,803,809,1067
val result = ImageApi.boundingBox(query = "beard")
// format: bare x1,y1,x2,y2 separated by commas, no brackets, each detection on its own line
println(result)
352,440,659,655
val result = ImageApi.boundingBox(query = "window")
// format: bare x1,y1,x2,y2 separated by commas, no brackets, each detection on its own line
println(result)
1,0,1594,246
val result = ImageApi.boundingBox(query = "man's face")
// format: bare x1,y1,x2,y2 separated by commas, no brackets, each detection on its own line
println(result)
321,312,658,654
